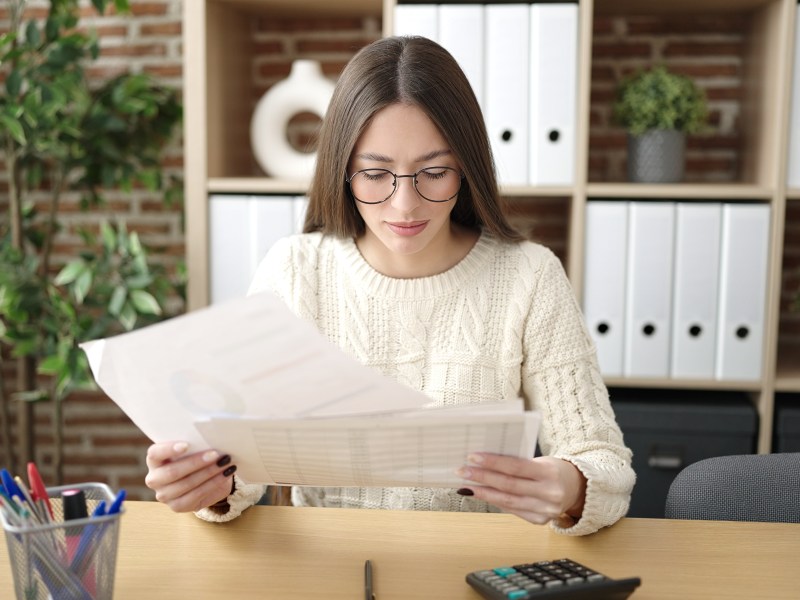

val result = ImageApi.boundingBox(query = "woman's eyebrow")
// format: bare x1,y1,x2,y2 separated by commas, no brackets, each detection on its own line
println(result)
414,149,452,163
353,151,393,163
353,149,453,164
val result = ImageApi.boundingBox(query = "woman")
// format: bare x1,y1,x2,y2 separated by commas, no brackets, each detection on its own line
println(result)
145,36,635,536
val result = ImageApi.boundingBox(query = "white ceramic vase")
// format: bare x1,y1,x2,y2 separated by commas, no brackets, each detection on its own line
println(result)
250,60,335,180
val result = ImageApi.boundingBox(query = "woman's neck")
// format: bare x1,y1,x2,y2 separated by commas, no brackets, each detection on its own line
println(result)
356,224,480,279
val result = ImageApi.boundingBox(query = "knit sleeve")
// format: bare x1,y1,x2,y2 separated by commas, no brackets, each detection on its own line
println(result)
248,235,296,300
193,476,267,523
521,250,635,536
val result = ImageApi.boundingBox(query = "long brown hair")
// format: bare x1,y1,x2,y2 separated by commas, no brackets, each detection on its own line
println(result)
304,36,523,242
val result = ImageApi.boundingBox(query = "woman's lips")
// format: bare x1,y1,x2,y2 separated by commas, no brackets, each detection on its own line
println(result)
386,221,428,236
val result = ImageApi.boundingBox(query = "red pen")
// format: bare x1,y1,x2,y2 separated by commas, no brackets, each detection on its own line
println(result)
26,462,53,519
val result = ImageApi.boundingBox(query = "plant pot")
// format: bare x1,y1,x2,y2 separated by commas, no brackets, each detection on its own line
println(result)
627,129,686,183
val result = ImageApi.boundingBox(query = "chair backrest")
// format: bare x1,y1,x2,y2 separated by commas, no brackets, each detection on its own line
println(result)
664,453,800,523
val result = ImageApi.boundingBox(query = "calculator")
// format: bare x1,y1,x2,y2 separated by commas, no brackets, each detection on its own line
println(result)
466,558,641,599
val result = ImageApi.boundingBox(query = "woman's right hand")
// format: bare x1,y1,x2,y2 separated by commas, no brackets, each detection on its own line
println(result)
145,441,237,512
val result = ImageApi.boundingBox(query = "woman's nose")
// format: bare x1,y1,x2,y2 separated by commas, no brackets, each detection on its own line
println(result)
390,175,422,210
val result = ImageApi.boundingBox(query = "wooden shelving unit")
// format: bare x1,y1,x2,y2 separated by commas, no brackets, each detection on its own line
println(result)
183,0,800,453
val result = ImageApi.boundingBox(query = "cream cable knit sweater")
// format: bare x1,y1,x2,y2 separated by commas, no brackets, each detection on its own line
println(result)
195,231,635,535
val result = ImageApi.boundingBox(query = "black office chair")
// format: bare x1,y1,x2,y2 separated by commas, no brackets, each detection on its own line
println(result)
664,452,800,523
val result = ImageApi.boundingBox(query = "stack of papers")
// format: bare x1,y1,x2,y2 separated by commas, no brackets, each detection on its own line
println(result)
81,292,540,488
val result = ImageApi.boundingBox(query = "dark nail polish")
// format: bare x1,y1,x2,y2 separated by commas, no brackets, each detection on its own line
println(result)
223,465,237,477
457,488,474,496
216,454,231,468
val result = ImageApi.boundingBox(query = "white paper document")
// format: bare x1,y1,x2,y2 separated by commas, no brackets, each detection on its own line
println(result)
81,292,541,488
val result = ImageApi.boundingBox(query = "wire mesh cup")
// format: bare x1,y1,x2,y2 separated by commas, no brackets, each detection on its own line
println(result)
1,482,123,600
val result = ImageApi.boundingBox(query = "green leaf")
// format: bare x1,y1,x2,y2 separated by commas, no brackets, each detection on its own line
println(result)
0,114,26,145
54,260,86,286
25,20,41,47
124,274,153,289
6,69,22,97
12,390,50,403
128,231,143,256
130,289,161,315
100,221,116,252
39,354,65,375
108,285,126,316
118,302,137,331
73,269,93,304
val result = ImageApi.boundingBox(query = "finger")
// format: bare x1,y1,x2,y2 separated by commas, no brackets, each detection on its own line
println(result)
159,468,236,513
146,441,190,469
154,455,233,501
459,485,561,524
456,464,562,504
145,449,228,491
466,453,557,480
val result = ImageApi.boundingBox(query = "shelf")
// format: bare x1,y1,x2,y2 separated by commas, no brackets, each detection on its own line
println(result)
211,0,381,18
788,189,800,201
501,185,574,198
206,178,575,198
596,0,777,15
586,183,774,200
604,376,763,392
208,178,309,195
776,343,800,392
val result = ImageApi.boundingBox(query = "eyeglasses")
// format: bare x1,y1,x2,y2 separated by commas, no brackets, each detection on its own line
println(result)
346,166,464,204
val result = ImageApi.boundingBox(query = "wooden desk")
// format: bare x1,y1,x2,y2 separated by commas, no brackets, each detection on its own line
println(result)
1,501,798,599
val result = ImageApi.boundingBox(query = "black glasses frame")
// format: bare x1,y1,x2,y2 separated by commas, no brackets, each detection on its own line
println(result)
345,166,464,204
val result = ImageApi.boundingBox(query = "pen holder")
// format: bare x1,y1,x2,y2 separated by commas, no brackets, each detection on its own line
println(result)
1,482,123,600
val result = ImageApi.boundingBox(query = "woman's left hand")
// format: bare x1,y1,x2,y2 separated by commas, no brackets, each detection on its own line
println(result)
455,453,587,526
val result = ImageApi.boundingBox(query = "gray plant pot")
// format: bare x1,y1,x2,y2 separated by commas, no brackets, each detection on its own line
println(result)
627,129,686,183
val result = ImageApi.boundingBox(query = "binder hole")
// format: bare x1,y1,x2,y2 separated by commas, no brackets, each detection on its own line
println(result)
736,326,749,339
597,322,610,335
548,129,560,143
642,323,656,336
689,324,703,337
501,130,513,142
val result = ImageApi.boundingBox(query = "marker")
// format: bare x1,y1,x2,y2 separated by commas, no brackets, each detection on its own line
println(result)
62,489,88,559
27,462,53,519
62,489,94,597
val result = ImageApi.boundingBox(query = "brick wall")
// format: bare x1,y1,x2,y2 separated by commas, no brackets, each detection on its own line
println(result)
0,0,185,500
1,3,798,500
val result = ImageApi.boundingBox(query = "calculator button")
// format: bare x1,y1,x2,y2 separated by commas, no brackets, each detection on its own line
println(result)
505,591,529,599
522,583,543,591
493,567,517,577
566,577,585,585
587,573,606,582
544,580,564,588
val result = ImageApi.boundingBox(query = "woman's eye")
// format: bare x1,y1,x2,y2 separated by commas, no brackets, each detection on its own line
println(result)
362,170,390,182
420,168,448,180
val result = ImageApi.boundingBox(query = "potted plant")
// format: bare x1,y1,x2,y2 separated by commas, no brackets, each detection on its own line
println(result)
613,65,709,183
0,0,184,481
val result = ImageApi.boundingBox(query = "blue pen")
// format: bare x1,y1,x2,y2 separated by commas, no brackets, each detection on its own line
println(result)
0,469,23,501
70,501,107,582
107,489,126,515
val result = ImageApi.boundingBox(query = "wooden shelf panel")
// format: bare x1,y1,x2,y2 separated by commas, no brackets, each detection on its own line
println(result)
596,0,776,15
206,178,576,198
604,376,763,392
208,178,309,195
211,0,382,18
495,185,573,198
776,343,800,392
586,183,774,200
